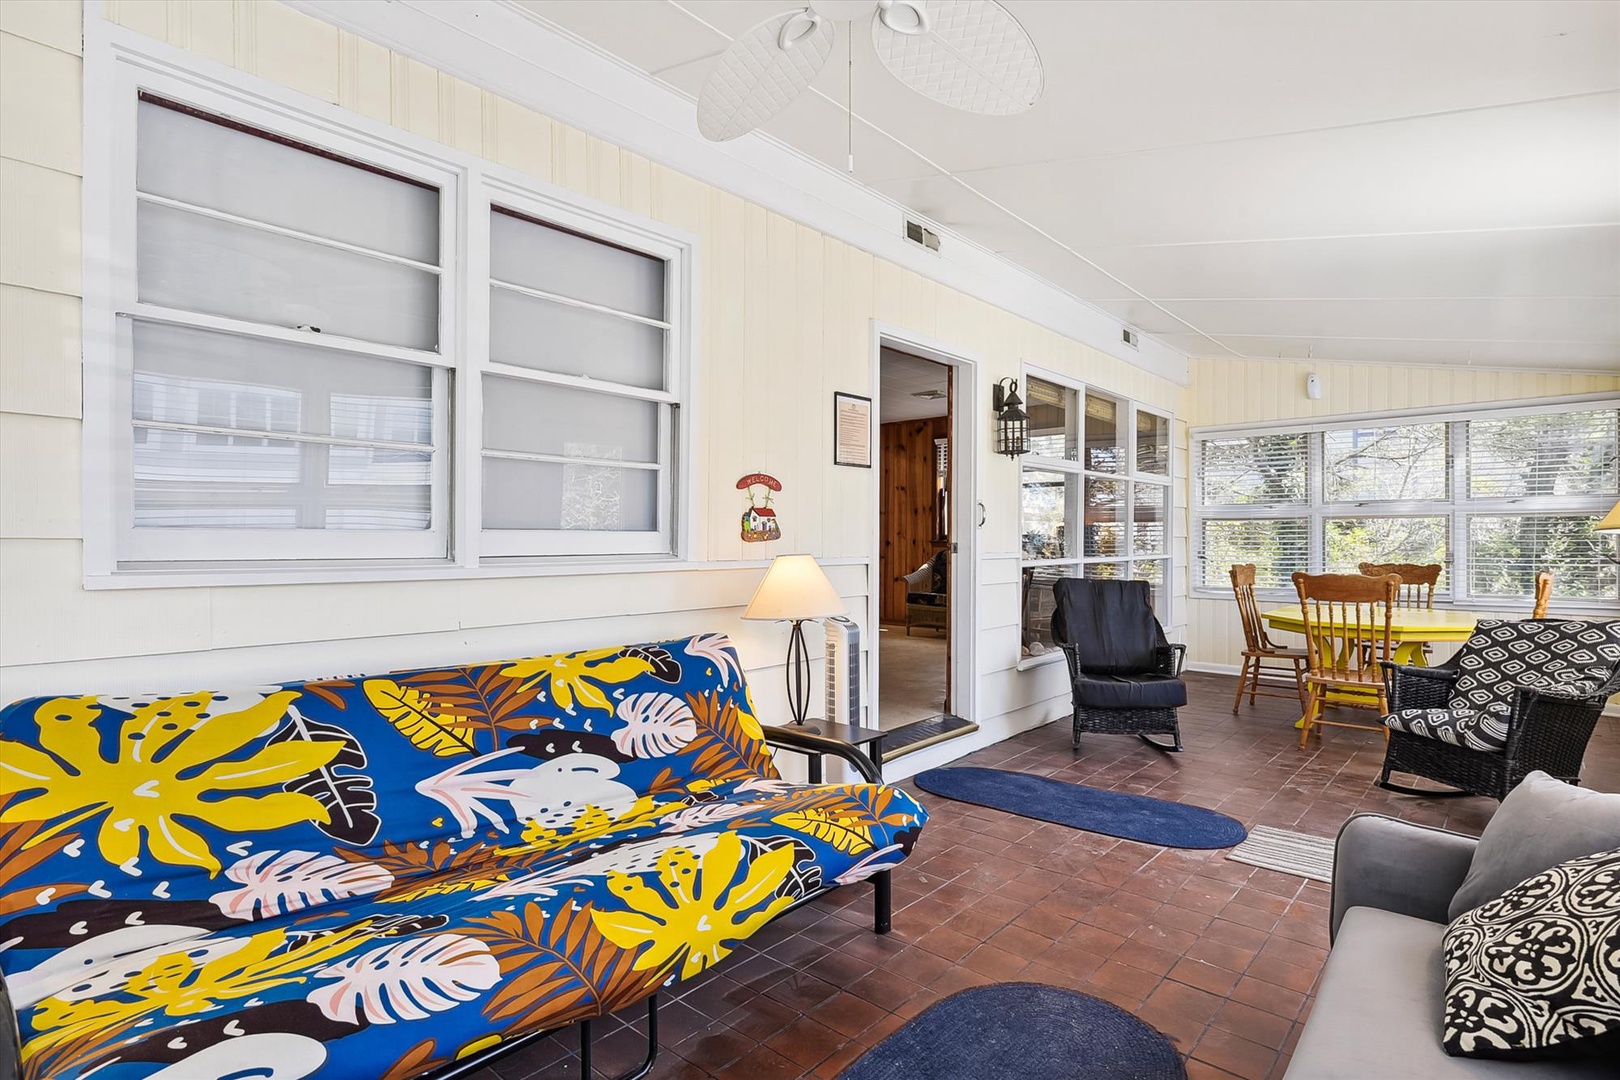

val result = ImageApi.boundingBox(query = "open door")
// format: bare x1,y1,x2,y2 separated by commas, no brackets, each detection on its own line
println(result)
874,345,977,753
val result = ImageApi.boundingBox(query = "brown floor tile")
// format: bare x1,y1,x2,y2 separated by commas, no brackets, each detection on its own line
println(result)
464,677,1620,1080
1193,1026,1284,1080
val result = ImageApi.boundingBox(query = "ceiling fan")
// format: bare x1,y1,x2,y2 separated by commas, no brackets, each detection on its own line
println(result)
696,0,1043,144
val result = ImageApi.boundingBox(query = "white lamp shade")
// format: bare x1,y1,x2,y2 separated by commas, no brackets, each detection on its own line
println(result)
1598,500,1620,533
743,555,847,621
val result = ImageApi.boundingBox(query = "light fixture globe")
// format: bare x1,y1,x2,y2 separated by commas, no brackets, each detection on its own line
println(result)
877,0,930,34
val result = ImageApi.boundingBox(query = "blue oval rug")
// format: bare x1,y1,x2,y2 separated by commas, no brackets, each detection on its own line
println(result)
913,767,1247,849
837,983,1186,1080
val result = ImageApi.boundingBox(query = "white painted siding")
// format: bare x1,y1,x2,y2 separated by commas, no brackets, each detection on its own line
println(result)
0,1,1187,781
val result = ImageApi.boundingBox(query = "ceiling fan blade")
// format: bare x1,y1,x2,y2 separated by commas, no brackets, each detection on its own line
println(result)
697,8,837,142
872,0,1043,116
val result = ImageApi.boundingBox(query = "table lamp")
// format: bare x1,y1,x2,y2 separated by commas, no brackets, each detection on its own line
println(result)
743,554,847,724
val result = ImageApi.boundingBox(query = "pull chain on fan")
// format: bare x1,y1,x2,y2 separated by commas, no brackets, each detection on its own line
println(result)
696,0,1042,146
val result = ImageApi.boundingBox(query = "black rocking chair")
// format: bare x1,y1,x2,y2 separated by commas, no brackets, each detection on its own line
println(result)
1379,618,1620,799
1052,578,1187,752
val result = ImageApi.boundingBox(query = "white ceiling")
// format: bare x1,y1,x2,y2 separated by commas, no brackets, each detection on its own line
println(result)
879,347,950,422
519,0,1620,372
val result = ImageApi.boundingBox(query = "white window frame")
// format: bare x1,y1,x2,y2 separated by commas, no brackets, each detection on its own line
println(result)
476,180,688,560
1190,394,1620,612
81,23,697,586
1017,364,1176,662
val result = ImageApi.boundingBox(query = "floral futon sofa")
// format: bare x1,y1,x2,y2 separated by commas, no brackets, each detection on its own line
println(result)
0,635,927,1080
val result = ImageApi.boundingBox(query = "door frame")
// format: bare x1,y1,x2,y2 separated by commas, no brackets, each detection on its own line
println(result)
868,321,980,728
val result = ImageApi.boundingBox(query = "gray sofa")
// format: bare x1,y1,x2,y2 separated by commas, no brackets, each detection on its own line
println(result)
1285,811,1613,1079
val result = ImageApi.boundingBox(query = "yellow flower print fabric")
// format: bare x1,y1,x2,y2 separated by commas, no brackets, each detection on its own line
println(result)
0,635,927,1080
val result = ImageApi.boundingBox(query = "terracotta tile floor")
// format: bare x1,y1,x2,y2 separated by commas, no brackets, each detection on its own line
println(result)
474,672,1620,1080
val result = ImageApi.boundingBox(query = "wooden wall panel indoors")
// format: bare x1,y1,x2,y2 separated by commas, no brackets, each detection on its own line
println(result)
879,416,950,624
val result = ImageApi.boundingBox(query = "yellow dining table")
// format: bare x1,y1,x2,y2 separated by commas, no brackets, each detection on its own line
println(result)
1261,605,1484,726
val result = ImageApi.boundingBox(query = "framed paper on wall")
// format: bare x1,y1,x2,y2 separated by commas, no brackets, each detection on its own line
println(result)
833,392,873,468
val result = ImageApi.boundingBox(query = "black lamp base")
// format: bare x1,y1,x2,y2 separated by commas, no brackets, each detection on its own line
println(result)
786,618,812,725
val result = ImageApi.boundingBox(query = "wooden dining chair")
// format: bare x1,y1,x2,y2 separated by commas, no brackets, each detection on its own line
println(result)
1532,570,1553,618
1358,562,1442,608
1293,571,1400,748
1229,564,1308,712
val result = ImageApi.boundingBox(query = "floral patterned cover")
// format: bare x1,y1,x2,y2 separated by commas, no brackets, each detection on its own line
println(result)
0,635,927,1080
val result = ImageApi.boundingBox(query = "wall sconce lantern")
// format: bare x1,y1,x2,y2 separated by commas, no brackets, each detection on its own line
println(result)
993,377,1028,457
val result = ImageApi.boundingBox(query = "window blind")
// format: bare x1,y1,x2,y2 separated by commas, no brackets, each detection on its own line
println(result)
1197,432,1308,506
1324,422,1447,502
1192,401,1620,606
129,99,443,547
1468,409,1619,500
1200,518,1310,589
483,207,675,554
1469,515,1616,600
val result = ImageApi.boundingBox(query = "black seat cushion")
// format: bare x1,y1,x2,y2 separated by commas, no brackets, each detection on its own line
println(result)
906,591,946,607
1073,673,1188,710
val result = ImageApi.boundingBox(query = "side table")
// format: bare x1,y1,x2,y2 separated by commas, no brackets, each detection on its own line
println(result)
761,719,886,782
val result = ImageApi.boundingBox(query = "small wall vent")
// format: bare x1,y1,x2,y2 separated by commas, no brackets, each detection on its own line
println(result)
904,219,941,253
1121,327,1139,349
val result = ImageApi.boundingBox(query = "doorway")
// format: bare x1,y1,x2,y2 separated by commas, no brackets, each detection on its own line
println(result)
875,345,964,736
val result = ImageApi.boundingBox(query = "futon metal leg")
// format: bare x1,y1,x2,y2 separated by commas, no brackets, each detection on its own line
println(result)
579,996,660,1080
873,869,892,934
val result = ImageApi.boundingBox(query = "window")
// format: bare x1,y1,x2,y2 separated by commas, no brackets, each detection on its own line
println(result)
1020,374,1173,657
89,75,690,579
482,208,677,556
1192,401,1620,607
118,97,449,562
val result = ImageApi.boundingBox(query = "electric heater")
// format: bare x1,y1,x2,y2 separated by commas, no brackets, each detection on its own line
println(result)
824,616,862,727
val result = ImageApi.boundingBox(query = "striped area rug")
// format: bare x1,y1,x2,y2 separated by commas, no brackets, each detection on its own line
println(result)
1226,825,1336,883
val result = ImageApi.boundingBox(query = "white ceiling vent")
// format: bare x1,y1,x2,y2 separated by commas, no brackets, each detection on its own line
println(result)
905,219,941,253
1121,327,1140,349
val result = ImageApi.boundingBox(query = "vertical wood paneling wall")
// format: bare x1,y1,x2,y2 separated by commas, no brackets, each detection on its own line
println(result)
0,1,1189,773
878,416,949,624
1183,357,1620,671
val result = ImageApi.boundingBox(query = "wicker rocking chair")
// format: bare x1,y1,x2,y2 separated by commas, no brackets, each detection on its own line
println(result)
1379,618,1620,799
1052,578,1186,752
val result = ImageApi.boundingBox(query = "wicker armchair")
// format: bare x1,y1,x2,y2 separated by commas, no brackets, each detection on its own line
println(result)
1378,618,1620,799
1052,578,1186,752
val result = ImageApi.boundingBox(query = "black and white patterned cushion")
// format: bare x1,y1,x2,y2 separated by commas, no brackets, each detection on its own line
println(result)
1447,620,1620,720
1443,847,1620,1060
1386,707,1507,752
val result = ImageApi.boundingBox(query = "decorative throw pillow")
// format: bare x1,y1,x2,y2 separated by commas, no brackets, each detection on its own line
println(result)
1448,771,1620,920
1443,847,1620,1060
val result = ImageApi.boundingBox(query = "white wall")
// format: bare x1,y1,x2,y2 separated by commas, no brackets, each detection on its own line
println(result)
0,1,1190,778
